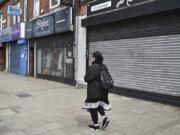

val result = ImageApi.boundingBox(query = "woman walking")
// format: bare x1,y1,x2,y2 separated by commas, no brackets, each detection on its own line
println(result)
83,51,112,131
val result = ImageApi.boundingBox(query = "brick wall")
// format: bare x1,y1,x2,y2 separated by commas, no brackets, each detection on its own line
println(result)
0,0,13,28
77,0,87,16
0,0,25,27
40,0,49,15
0,0,81,25
28,0,50,21
27,0,33,20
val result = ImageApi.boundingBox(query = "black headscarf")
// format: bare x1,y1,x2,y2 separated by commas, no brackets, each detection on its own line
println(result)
92,51,104,65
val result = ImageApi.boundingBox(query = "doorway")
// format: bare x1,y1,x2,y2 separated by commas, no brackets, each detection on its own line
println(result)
29,47,34,76
0,46,6,71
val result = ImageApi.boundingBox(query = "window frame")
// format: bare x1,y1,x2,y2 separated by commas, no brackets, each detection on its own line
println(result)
49,0,61,9
33,0,40,18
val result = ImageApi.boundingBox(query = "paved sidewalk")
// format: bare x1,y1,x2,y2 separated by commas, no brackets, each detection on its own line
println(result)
0,72,180,135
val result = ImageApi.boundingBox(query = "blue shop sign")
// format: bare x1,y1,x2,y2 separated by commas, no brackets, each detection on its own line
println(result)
55,7,73,33
25,22,33,39
1,27,12,42
7,6,22,16
33,15,54,37
18,39,27,44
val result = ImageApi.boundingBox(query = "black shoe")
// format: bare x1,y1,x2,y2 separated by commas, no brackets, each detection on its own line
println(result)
88,124,100,131
102,117,109,129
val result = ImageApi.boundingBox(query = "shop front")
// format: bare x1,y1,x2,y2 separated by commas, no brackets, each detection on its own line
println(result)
82,0,180,105
28,7,74,85
0,43,6,71
10,23,27,75
36,34,74,84
0,30,5,71
0,27,12,72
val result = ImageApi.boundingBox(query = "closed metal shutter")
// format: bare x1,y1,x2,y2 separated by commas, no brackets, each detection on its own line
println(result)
88,9,180,42
89,34,180,96
10,44,20,74
36,33,74,84
10,44,27,75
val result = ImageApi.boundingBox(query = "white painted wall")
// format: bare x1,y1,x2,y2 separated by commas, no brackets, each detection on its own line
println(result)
75,16,87,85
20,23,25,38
5,45,9,72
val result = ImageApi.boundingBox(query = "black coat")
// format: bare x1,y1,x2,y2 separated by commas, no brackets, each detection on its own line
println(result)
84,63,109,103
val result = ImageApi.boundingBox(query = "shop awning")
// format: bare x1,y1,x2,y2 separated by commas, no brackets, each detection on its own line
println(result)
82,0,180,27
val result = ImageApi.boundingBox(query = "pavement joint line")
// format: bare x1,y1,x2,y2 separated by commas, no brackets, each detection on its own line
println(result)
12,86,74,94
1,72,180,135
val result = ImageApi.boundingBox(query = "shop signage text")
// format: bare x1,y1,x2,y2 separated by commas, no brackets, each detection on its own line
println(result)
33,15,54,37
115,0,154,8
36,20,49,31
116,0,133,7
27,8,72,38
91,1,112,12
88,0,154,15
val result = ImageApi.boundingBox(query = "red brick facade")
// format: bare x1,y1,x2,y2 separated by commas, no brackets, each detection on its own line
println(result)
27,0,33,20
27,0,52,21
40,0,49,16
77,0,87,16
0,0,25,27
0,0,87,25
0,0,87,27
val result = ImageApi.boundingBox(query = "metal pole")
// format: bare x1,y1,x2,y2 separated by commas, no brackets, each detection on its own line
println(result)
73,0,77,84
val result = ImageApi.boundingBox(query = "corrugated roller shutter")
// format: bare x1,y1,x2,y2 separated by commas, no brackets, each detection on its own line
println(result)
89,34,180,96
10,44,21,74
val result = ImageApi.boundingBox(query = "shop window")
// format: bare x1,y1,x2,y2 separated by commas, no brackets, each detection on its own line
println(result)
37,47,64,78
33,0,40,18
49,0,60,9
37,47,73,80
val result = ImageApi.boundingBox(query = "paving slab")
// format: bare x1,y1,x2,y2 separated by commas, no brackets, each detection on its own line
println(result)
0,72,180,135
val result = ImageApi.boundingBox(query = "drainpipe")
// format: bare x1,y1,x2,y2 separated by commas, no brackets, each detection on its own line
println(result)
73,0,77,85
